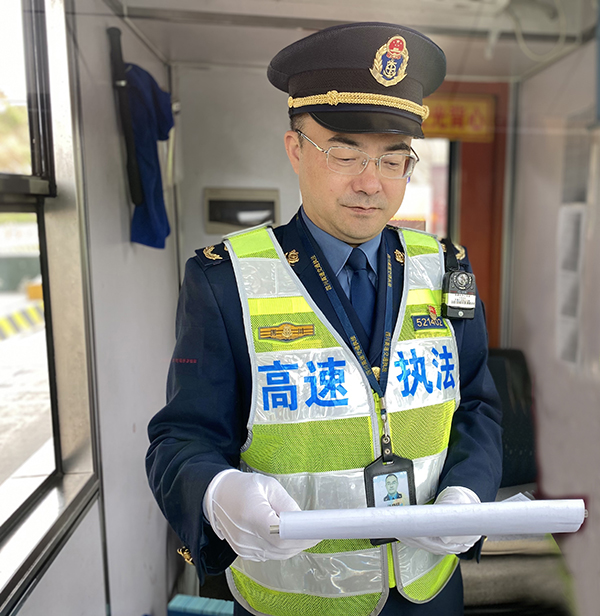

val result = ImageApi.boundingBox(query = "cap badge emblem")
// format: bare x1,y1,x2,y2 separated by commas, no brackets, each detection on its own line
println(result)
370,36,409,87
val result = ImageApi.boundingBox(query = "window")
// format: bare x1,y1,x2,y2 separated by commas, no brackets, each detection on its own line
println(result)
0,211,56,535
0,0,54,197
390,138,450,237
0,1,99,613
0,0,57,547
0,2,32,175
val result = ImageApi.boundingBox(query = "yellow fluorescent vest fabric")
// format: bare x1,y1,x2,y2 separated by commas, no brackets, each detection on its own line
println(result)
224,225,461,616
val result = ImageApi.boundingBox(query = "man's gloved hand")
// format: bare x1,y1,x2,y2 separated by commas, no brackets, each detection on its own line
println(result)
203,469,319,561
396,486,482,555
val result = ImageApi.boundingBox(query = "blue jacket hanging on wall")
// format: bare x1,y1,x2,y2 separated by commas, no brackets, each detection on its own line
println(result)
126,63,174,249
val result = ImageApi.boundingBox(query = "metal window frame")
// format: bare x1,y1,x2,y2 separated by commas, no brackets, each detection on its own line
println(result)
0,0,103,612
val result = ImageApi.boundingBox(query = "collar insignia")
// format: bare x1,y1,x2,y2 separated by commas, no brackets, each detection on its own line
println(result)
259,323,315,342
370,36,409,87
372,366,381,381
286,249,300,265
394,249,405,264
203,246,223,261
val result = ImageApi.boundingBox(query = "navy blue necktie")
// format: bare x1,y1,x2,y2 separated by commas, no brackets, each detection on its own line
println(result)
347,247,376,339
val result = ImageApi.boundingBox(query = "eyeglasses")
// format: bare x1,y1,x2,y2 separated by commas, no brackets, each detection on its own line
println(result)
296,130,419,180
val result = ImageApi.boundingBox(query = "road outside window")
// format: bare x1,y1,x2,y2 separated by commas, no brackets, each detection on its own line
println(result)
0,213,54,529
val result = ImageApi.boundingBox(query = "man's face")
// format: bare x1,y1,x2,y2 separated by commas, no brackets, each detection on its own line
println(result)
385,475,398,496
284,115,412,245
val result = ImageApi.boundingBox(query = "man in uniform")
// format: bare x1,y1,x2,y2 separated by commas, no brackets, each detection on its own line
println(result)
146,22,503,616
384,474,402,503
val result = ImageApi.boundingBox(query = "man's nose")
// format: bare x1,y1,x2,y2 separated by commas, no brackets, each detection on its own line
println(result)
351,159,382,194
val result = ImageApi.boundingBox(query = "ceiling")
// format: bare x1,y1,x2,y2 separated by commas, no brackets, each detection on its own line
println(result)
104,0,598,80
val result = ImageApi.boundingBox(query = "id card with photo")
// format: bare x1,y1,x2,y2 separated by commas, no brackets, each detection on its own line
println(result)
364,454,416,509
364,454,416,545
373,471,411,508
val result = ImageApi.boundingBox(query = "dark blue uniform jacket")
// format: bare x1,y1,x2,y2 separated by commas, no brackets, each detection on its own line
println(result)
146,214,503,584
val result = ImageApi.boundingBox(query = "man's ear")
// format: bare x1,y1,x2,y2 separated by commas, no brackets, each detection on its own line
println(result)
284,130,301,175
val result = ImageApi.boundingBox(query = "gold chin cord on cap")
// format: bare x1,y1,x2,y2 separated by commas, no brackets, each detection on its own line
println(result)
287,90,430,121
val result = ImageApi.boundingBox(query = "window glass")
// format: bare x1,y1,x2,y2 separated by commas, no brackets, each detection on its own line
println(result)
391,138,449,237
0,0,32,176
0,212,54,528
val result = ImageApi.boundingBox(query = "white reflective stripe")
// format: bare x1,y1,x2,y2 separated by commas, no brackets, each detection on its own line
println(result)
407,253,443,292
256,467,367,511
254,349,372,423
231,548,384,597
413,450,447,505
446,319,461,410
387,337,459,412
390,229,410,358
246,455,445,511
225,238,261,434
394,543,447,587
239,259,302,298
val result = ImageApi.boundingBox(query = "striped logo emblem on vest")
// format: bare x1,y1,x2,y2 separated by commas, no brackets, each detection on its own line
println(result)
258,322,315,342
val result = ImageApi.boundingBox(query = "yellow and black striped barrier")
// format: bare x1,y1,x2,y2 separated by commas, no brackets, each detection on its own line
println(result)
0,302,45,341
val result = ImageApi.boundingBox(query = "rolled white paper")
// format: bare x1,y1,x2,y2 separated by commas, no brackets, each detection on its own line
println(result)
278,500,586,540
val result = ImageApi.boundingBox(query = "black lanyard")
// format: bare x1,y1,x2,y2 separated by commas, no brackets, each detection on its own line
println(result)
295,215,395,400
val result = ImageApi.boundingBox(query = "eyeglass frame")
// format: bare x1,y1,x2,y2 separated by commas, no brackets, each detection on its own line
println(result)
295,130,419,180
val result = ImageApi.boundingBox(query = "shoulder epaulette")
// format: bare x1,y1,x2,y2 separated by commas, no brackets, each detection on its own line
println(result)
195,242,230,267
454,243,466,261
438,237,466,262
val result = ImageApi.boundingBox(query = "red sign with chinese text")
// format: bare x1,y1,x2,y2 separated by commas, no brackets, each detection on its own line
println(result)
423,94,495,143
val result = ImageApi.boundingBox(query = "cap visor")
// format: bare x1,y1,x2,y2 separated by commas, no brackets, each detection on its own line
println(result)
310,110,424,138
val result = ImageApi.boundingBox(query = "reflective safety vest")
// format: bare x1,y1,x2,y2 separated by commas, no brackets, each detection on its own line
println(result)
224,225,461,616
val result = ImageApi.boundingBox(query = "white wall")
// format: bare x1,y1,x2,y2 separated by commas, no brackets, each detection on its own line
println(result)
177,64,301,260
512,40,600,616
74,2,180,614
17,502,106,616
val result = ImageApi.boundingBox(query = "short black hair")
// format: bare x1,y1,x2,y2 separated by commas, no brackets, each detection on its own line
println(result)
290,113,308,133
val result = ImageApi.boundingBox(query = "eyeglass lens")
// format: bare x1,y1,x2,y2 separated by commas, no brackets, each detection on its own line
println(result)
326,147,416,179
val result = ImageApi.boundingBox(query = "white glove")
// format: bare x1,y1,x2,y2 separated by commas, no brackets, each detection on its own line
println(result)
203,469,319,561
396,486,482,555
